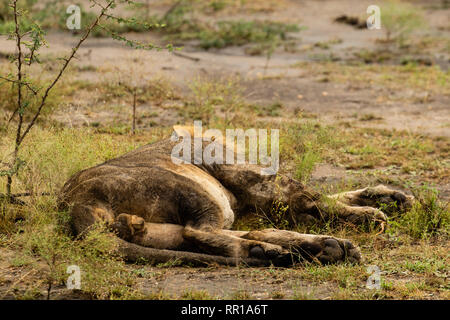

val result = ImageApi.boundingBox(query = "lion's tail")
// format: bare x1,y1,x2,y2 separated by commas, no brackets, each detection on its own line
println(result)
116,238,269,267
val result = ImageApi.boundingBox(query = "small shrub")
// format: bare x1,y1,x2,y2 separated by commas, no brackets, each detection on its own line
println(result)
150,1,300,51
198,20,300,50
230,289,252,300
183,76,243,124
389,186,449,239
381,0,426,45
8,202,139,299
256,192,290,230
280,121,339,183
295,149,321,183
0,0,156,36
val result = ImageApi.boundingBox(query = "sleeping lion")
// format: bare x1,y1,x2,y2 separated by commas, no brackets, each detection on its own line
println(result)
58,126,413,267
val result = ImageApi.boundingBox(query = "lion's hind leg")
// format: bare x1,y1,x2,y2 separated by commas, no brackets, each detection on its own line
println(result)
110,214,273,266
111,214,288,261
111,213,193,251
241,229,362,264
181,226,293,266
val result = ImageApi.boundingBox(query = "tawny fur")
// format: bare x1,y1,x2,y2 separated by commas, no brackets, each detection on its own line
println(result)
58,127,413,266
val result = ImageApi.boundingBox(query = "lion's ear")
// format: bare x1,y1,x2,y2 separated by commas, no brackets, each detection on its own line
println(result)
173,125,194,137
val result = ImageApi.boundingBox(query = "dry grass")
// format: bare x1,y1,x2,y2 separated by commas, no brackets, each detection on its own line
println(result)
0,0,448,298
156,0,288,14
0,121,448,300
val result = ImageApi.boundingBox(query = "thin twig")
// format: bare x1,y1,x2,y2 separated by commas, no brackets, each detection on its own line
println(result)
6,0,24,200
0,75,39,95
173,51,200,62
0,74,39,125
0,192,51,198
132,88,136,135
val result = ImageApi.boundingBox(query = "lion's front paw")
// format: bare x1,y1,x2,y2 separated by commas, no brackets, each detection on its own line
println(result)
242,229,362,265
361,185,414,212
345,206,387,228
112,213,145,240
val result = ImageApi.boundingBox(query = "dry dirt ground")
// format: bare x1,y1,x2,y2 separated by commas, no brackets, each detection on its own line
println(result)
0,0,448,299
